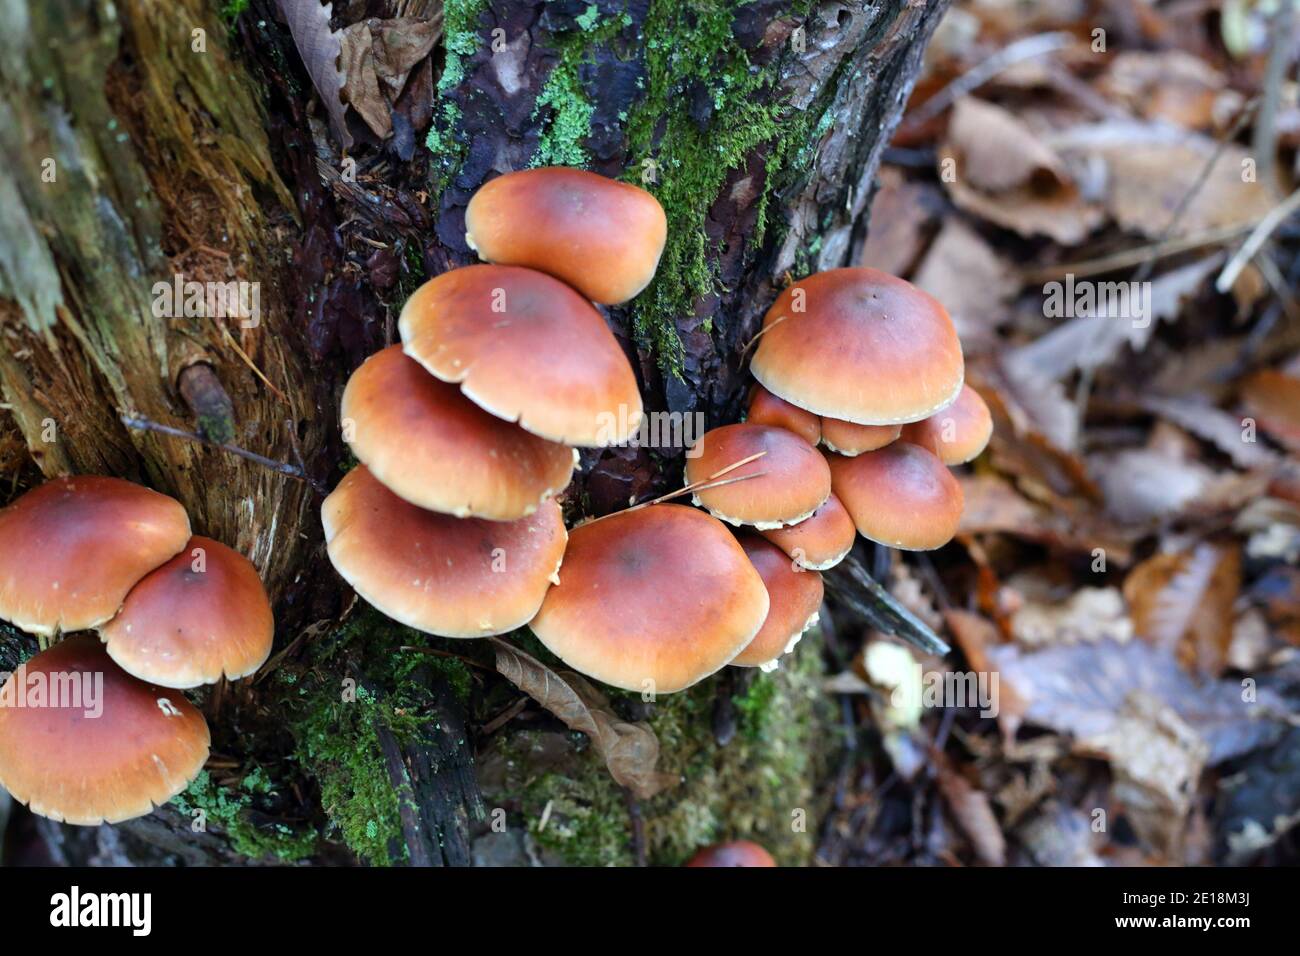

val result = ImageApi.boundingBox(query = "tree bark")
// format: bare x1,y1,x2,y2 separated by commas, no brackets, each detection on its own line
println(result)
0,0,949,865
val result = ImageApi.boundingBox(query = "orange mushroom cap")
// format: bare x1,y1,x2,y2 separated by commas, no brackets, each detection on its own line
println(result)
0,476,191,637
684,840,777,867
732,534,823,670
684,423,831,529
99,536,274,689
322,465,567,638
465,167,667,304
751,268,964,425
758,492,856,570
899,383,993,465
0,635,210,825
400,265,643,447
820,416,901,456
529,504,768,693
342,345,575,519
746,384,821,446
827,443,964,551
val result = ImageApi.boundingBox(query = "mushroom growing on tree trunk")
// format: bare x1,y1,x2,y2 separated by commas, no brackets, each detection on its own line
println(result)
0,0,953,865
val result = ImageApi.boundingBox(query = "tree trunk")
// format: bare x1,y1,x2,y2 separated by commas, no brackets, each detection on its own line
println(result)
0,0,949,866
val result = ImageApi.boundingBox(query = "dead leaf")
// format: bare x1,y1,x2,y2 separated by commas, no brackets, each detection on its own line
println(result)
939,98,1103,244
1010,587,1133,647
1096,50,1227,131
277,0,351,148
944,609,1027,738
340,16,443,139
1241,369,1300,453
1144,394,1280,469
934,754,1006,866
491,640,677,799
911,217,1017,348
987,638,1287,766
1091,447,1214,523
1124,543,1241,676
859,165,939,276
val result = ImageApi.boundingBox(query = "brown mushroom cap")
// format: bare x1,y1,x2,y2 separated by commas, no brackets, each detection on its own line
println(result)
751,268,964,425
529,504,768,693
899,383,993,465
322,465,566,638
0,635,210,825
820,417,901,456
465,167,667,305
733,534,823,670
684,840,777,867
99,536,274,689
342,345,576,519
685,423,831,529
746,384,821,445
827,443,964,551
0,476,191,637
400,265,643,447
758,492,856,570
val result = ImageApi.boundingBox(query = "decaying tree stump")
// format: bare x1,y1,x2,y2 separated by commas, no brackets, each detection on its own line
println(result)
0,0,950,865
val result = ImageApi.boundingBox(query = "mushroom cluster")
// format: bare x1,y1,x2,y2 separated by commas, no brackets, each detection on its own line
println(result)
327,173,987,697
0,476,274,824
687,267,991,671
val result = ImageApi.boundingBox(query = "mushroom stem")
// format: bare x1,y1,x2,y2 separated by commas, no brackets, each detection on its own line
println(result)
120,413,329,495
825,554,951,656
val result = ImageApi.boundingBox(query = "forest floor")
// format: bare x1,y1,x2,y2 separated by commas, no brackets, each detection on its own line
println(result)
812,0,1300,866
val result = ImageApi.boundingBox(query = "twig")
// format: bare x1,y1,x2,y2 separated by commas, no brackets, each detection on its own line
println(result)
1018,222,1255,283
1216,185,1300,292
1253,0,1295,193
825,553,951,656
120,413,329,495
903,32,1075,128
580,451,769,525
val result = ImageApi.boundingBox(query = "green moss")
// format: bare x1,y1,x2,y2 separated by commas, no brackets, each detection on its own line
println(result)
218,0,249,24
621,0,825,379
282,607,474,864
438,0,487,94
172,771,317,863
483,631,831,866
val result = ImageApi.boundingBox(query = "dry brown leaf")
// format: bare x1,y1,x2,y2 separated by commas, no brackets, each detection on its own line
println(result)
943,609,1027,738
277,0,351,148
986,637,1287,766
934,754,1006,866
939,98,1103,244
1144,394,1280,469
1010,587,1133,647
491,640,678,799
1092,447,1215,524
340,16,443,139
859,165,939,276
1096,50,1227,131
1124,543,1241,676
1241,369,1300,453
911,217,1017,349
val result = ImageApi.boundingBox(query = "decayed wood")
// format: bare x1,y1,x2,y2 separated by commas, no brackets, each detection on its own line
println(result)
0,0,951,865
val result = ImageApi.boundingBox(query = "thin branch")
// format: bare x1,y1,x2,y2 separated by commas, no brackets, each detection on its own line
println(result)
1216,185,1300,292
120,413,329,495
825,553,951,656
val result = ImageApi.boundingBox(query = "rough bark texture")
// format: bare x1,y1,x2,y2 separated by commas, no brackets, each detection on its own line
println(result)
0,0,948,866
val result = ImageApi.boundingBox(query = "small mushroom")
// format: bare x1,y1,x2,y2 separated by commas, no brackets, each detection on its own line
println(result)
0,476,191,639
0,635,210,825
400,264,643,447
99,536,274,689
732,534,823,671
820,416,901,456
751,268,965,425
684,840,777,867
685,423,831,529
827,443,965,551
900,383,993,465
529,504,768,693
342,345,576,520
745,384,821,446
758,492,856,570
465,167,667,305
322,465,567,638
